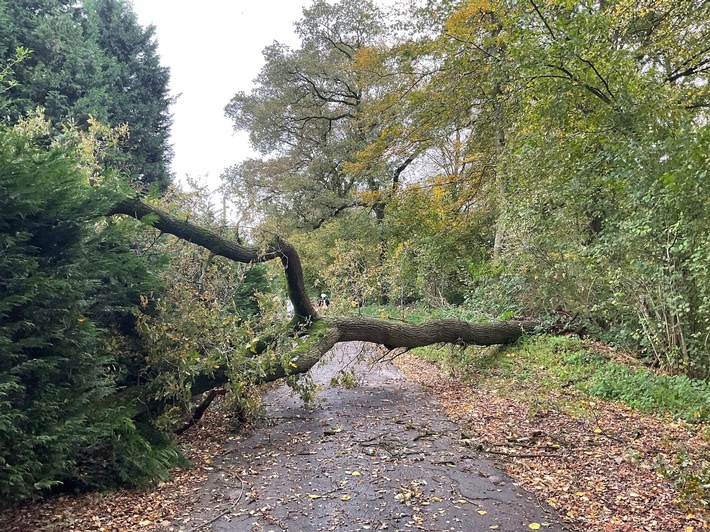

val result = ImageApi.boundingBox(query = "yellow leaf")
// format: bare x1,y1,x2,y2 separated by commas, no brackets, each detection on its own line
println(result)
529,524,541,530
685,527,693,532
341,494,351,501
457,499,468,503
351,471,361,476
593,428,602,434
477,510,487,515
307,493,321,499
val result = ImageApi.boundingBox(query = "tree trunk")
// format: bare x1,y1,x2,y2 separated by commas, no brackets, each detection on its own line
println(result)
330,316,534,348
492,81,507,262
109,198,318,323
274,316,536,379
109,196,535,384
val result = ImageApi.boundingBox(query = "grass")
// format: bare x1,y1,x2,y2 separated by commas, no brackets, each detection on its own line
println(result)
412,335,710,423
353,303,710,422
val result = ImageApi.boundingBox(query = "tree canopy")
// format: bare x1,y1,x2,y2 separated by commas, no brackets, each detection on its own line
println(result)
229,0,709,376
0,123,181,504
224,0,419,231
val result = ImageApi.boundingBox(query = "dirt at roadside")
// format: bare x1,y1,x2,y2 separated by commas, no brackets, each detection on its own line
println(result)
187,343,567,531
395,352,709,532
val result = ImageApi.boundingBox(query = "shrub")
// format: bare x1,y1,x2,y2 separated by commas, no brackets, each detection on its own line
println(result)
0,126,180,506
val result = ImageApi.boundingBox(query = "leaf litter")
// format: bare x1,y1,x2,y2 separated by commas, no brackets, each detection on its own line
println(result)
395,352,709,531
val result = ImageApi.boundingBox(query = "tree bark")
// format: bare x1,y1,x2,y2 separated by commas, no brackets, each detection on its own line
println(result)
329,316,536,348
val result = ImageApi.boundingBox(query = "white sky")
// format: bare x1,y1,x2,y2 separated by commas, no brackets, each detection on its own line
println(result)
130,0,312,189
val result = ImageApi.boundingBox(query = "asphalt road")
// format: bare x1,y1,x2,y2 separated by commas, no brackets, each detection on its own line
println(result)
189,342,567,532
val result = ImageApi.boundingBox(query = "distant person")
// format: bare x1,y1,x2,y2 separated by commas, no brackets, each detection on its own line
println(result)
319,293,330,310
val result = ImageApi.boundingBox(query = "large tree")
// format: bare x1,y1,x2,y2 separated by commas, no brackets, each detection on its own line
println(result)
84,0,173,188
493,0,710,374
0,0,173,188
224,0,415,231
108,195,536,385
0,124,181,507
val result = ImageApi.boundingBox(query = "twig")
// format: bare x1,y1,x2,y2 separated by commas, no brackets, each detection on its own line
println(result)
590,409,628,444
370,345,408,366
413,431,440,441
137,231,166,256
483,449,561,459
194,473,244,530
490,441,566,451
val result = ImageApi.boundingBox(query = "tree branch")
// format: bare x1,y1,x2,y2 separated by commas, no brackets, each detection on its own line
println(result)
329,316,537,349
529,0,556,41
108,197,538,387
108,197,317,322
575,55,615,101
174,388,226,435
546,64,613,105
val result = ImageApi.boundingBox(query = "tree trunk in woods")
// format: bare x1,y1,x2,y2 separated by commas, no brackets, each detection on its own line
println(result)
492,81,507,262
109,197,536,389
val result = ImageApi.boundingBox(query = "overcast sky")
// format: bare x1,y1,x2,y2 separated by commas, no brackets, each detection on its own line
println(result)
130,0,312,189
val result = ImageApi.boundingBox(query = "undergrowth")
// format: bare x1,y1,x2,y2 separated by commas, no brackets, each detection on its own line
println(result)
415,335,709,423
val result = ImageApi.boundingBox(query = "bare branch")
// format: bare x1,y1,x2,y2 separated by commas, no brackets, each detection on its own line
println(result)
529,0,556,41
108,197,318,322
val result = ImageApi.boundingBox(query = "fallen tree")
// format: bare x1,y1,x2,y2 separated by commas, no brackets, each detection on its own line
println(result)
110,196,537,391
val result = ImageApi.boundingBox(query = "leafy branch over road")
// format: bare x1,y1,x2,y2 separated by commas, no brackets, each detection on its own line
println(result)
109,196,537,390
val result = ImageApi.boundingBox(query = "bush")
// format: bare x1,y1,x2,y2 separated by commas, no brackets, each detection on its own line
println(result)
0,126,180,506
